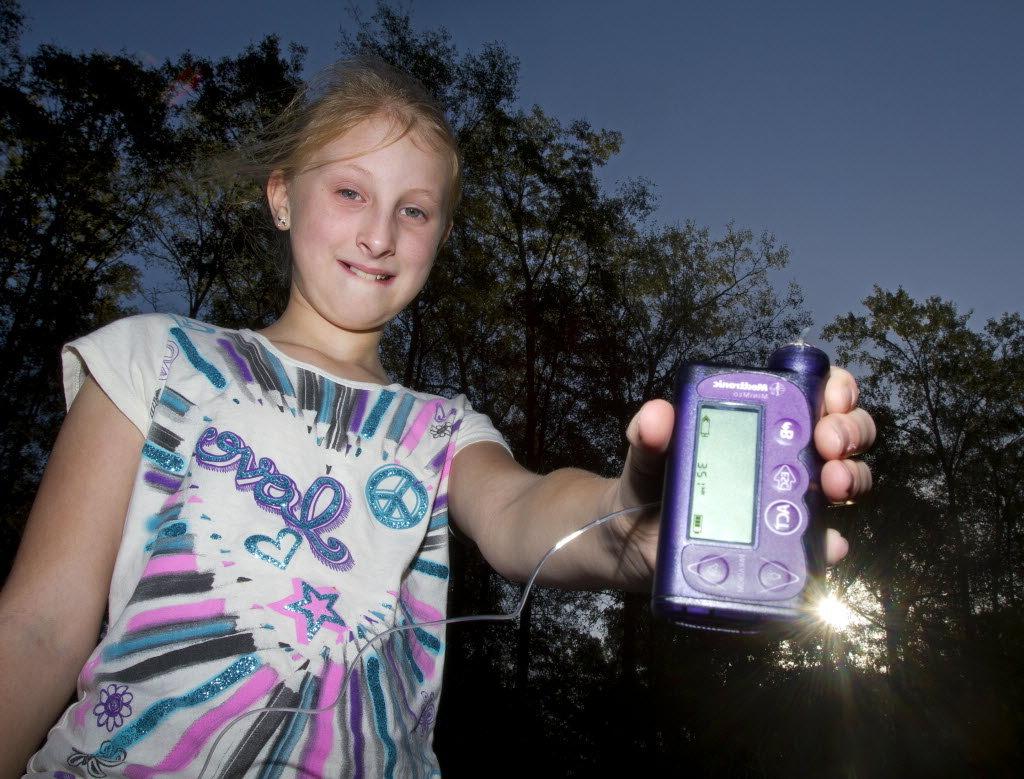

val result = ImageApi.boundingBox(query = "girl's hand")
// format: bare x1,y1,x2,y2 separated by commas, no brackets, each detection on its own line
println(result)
604,367,876,588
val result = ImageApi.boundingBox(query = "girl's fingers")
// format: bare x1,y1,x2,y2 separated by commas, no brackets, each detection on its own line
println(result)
823,366,859,415
819,367,874,566
821,458,873,502
814,407,877,461
826,528,849,565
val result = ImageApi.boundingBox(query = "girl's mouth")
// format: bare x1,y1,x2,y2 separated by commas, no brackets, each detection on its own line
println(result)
339,261,394,283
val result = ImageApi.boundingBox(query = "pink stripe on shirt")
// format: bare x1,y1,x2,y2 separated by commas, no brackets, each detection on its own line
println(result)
398,400,443,456
73,652,103,729
142,554,197,578
301,656,347,776
401,585,444,623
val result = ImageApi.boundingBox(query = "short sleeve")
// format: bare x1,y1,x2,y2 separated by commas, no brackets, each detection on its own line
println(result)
454,399,512,457
62,313,173,436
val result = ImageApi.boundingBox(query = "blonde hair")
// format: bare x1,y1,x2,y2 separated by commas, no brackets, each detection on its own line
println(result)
214,58,461,221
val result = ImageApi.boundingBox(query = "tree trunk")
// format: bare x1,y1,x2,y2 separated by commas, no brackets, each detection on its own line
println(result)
945,488,975,646
879,583,904,696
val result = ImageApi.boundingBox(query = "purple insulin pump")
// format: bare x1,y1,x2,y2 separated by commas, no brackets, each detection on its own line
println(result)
652,341,831,632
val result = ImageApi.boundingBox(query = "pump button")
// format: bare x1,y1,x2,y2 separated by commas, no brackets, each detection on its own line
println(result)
770,464,799,492
758,561,799,591
764,500,802,535
693,555,729,586
774,419,802,446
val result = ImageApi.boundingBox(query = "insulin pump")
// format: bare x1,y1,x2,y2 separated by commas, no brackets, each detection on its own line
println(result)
652,340,831,632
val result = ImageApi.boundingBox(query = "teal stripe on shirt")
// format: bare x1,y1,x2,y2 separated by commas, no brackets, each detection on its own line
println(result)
95,654,261,759
102,618,236,661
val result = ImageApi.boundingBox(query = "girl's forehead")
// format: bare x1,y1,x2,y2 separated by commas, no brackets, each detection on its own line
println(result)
316,117,397,158
308,117,446,174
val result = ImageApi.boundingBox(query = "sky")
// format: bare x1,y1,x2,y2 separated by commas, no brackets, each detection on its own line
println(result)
18,0,1024,344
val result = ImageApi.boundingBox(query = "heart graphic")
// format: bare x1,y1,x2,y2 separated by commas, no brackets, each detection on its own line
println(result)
244,529,303,570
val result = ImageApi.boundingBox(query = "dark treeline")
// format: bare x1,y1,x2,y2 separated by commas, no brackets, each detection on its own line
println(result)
2,2,1021,775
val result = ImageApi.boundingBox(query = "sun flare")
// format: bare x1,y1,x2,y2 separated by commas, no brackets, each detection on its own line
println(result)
816,593,854,631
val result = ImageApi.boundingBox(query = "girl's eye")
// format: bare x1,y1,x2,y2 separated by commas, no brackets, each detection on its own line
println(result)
402,206,427,220
338,188,362,201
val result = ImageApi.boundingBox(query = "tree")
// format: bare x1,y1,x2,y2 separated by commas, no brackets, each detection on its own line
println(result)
824,288,1022,645
138,37,306,325
0,24,180,568
824,288,1024,771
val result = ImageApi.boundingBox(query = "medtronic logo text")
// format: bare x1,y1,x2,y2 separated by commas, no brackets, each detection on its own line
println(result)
713,379,770,392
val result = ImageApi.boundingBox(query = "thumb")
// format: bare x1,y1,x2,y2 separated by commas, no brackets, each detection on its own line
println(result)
621,399,675,502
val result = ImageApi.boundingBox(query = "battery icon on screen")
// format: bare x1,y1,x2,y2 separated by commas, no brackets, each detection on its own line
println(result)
694,514,703,533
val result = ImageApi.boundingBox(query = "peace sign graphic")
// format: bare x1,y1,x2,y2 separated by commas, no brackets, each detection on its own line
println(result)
365,465,429,530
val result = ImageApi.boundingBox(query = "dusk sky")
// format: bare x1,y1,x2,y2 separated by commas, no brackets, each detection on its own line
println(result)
19,0,1024,345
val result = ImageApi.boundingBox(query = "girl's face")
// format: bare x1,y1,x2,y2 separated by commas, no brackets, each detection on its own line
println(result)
271,116,453,334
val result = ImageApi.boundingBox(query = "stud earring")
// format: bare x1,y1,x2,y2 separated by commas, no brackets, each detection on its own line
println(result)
278,213,288,228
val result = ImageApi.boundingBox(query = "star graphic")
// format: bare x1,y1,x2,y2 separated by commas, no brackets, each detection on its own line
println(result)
268,578,350,645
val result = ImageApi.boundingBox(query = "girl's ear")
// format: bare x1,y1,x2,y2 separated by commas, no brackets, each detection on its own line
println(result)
440,220,453,248
266,170,289,228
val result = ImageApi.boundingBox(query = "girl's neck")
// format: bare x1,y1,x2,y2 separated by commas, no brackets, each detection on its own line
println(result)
256,300,391,386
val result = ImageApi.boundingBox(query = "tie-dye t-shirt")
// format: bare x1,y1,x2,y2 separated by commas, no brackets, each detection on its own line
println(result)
26,314,509,778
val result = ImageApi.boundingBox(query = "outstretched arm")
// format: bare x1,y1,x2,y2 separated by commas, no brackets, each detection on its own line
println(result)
448,441,629,589
448,367,875,592
0,377,143,775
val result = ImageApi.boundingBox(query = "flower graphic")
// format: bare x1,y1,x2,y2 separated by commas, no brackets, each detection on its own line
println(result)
92,683,133,732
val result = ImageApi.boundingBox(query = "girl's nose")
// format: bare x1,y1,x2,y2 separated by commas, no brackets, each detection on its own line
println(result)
357,206,397,259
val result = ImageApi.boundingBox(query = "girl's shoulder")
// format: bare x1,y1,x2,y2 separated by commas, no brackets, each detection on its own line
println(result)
68,312,238,351
61,314,241,434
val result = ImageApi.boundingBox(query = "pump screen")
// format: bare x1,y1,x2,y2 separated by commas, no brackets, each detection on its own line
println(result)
688,404,760,544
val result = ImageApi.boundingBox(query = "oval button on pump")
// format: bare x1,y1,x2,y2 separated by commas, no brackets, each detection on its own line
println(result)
758,561,800,591
693,555,730,586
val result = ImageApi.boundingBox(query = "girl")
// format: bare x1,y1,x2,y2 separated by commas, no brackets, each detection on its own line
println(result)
0,60,875,777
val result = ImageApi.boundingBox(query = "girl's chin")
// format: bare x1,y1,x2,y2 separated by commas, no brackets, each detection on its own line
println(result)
323,314,393,334
327,303,409,332
292,282,420,330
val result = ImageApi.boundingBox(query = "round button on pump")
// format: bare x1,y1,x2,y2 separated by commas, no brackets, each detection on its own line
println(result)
770,464,799,492
774,419,802,446
764,500,802,535
695,555,730,585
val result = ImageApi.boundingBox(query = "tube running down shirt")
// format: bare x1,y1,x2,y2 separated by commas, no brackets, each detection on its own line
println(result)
27,313,509,778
